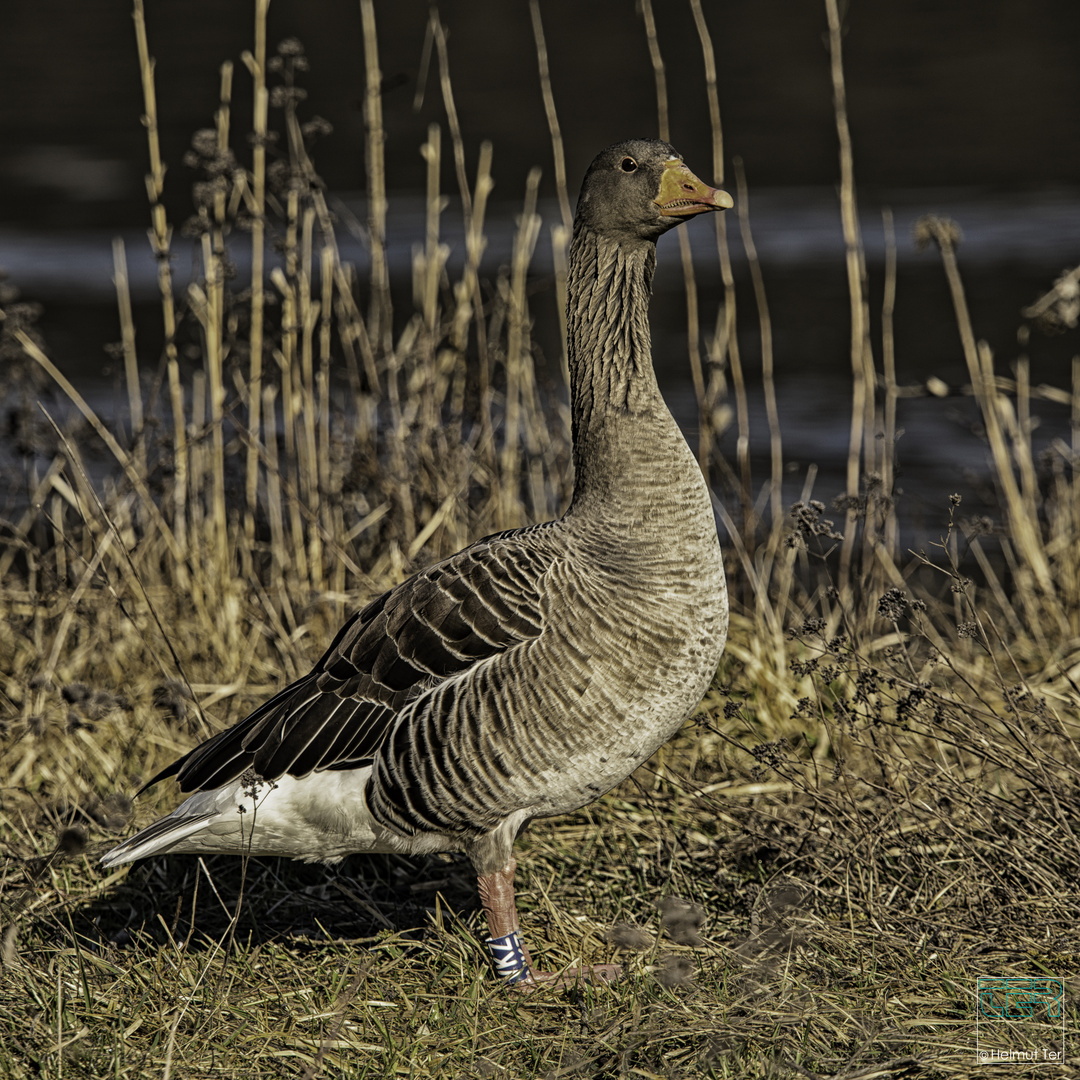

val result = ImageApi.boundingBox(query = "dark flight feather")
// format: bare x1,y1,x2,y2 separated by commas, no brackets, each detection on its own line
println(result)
146,528,557,795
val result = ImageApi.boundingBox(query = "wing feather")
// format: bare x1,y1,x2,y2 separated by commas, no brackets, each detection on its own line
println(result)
150,524,561,794
272,694,351,778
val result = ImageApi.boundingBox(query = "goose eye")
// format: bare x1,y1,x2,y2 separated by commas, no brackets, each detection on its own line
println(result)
620,157,637,172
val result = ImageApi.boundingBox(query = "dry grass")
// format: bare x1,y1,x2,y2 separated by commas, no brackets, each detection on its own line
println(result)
2,2,1079,1078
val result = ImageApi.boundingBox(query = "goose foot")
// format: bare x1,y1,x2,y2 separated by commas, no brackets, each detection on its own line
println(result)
512,963,622,992
477,858,619,990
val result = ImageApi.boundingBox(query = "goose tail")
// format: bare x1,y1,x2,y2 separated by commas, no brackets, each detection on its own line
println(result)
100,768,388,869
99,805,219,867
99,784,239,868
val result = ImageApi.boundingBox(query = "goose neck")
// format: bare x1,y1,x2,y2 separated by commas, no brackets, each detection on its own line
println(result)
565,225,660,445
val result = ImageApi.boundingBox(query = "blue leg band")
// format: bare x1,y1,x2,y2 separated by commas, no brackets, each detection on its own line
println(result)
486,930,532,985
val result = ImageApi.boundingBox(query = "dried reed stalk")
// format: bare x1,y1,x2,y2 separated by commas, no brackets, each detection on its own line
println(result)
241,0,270,549
824,0,876,596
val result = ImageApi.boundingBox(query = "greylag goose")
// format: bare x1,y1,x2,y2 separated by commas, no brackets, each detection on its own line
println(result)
101,139,731,988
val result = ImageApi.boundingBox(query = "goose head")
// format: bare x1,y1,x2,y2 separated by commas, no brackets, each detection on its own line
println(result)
574,138,733,243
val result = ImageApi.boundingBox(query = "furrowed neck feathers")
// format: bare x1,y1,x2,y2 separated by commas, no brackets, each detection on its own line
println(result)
566,223,659,443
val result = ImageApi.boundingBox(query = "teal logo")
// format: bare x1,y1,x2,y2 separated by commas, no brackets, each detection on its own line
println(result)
979,978,1064,1021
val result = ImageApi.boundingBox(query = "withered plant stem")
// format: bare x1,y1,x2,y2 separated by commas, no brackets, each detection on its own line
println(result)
242,0,270,549
687,0,749,549
639,0,709,492
132,0,186,560
112,239,145,476
880,208,899,561
733,159,782,551
924,217,1056,603
360,0,391,355
824,0,876,598
529,0,572,389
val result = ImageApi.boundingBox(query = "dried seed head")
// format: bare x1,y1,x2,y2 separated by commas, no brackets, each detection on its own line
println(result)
876,587,909,622
914,214,963,251
277,36,304,57
153,681,192,724
56,827,87,856
659,896,706,946
189,129,218,158
607,922,654,952
655,953,696,988
66,710,90,734
84,691,119,722
92,794,134,831
301,116,334,141
788,500,843,542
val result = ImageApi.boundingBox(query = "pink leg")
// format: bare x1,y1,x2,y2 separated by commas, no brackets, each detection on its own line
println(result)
476,857,621,990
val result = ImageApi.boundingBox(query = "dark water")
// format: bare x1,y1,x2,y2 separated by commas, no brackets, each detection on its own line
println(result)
3,0,1080,225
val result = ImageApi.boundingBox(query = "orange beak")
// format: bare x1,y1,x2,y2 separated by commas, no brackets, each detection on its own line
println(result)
653,159,733,217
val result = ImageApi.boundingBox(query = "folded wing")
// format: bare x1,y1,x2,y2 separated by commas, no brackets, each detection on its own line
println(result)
151,525,560,794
